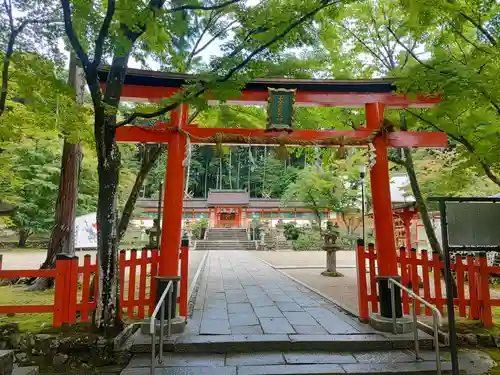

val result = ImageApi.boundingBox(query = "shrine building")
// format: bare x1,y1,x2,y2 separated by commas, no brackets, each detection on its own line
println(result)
135,189,337,229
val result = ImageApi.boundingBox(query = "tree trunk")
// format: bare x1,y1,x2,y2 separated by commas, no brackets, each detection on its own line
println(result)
29,140,82,291
326,250,337,273
94,111,122,336
399,114,457,296
29,54,85,291
117,146,164,242
17,229,29,248
403,149,442,254
91,53,132,336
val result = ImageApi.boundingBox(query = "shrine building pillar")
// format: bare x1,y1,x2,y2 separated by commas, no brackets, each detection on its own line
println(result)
365,103,402,319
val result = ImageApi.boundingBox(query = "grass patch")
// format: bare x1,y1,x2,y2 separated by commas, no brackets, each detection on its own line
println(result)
0,285,53,332
320,271,344,277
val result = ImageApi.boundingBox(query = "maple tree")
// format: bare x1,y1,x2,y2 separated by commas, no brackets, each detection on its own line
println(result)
59,0,353,333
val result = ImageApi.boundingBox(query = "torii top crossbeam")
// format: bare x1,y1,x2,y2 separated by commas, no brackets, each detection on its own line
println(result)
98,68,445,148
100,68,438,108
99,67,447,321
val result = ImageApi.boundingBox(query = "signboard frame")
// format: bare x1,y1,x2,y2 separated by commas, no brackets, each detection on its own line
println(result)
428,196,500,375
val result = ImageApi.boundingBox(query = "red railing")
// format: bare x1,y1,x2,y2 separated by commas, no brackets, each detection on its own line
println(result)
357,243,496,326
0,244,190,327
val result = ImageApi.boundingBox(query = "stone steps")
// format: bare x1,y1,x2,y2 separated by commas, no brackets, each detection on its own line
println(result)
0,351,38,375
127,332,434,354
206,229,248,241
194,241,256,251
12,366,38,375
120,350,453,375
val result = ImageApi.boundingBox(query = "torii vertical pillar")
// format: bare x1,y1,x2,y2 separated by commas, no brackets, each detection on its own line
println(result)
157,105,188,318
366,103,402,318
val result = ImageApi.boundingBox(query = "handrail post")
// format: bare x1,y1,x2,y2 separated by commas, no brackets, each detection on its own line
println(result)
388,277,442,375
412,298,420,359
390,281,397,334
151,320,156,375
433,310,441,375
149,280,174,375
168,286,173,337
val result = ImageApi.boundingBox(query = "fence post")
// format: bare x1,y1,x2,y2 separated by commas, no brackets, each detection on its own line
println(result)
368,243,378,313
128,249,138,319
53,257,68,327
149,249,159,316
467,254,479,320
179,239,189,318
53,255,76,326
478,253,493,327
67,256,79,324
420,250,432,316
432,251,444,314
399,247,410,315
119,250,126,320
356,239,369,321
455,255,466,318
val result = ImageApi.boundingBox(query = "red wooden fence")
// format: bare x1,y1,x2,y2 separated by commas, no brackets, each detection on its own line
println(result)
357,243,497,326
0,244,190,327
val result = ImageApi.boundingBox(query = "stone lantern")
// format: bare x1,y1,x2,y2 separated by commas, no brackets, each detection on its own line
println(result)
146,219,160,249
322,222,342,276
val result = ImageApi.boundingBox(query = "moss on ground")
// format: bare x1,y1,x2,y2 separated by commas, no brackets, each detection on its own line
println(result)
0,285,54,332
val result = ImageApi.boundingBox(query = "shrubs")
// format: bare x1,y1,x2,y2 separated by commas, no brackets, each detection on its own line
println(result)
190,218,209,240
293,230,322,251
283,222,300,241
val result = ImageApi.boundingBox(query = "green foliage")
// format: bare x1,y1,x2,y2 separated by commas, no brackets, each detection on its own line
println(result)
282,166,350,228
190,218,209,240
0,139,60,238
293,230,322,251
283,222,300,241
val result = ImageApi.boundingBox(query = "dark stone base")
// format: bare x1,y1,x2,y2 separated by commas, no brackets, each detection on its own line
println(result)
369,314,414,334
140,317,186,336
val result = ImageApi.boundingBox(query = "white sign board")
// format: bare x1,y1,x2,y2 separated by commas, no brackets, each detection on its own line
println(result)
74,212,97,249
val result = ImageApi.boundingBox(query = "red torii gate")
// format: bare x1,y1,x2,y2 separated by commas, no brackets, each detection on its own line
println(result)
99,68,447,320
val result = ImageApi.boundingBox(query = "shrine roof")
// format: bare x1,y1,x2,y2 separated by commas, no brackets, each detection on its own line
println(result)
98,67,396,93
390,175,415,204
136,196,309,209
207,190,250,206
98,67,439,108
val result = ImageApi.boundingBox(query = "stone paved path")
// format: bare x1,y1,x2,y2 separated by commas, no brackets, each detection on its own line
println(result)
189,251,378,336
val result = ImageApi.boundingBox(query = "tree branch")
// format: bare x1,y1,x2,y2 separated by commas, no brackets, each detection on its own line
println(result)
185,11,217,70
387,24,433,70
60,0,90,69
167,0,243,13
4,0,14,31
116,1,337,127
450,25,489,54
340,22,391,70
92,0,116,69
190,20,238,64
369,15,395,69
219,2,336,82
459,11,497,46
405,109,500,187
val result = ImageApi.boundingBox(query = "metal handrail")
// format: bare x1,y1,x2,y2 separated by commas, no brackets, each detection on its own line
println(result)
150,280,173,375
388,278,442,375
